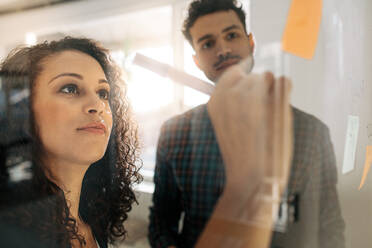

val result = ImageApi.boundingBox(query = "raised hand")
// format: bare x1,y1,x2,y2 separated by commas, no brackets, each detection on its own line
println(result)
196,59,293,248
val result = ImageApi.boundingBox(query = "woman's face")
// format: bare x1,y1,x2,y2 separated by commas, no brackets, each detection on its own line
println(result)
33,50,113,167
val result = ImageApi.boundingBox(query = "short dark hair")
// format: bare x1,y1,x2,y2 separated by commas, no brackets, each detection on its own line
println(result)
182,0,247,46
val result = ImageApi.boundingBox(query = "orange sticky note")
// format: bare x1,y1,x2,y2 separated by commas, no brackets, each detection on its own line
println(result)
282,0,322,59
359,146,372,190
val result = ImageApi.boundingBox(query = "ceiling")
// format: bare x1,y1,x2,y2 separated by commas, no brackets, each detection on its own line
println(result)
0,0,177,57
0,0,79,15
37,5,173,50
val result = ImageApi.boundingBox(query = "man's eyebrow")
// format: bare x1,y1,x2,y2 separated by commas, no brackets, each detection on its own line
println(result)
196,25,242,44
48,73,83,84
222,24,241,33
99,79,109,84
197,34,213,44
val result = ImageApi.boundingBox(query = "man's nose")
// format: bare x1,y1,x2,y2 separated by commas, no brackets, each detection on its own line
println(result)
216,40,232,58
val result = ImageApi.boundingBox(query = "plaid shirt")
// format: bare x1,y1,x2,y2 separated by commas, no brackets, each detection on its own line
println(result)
149,104,345,248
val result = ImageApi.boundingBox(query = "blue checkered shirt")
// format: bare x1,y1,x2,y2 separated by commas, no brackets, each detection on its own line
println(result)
148,104,345,248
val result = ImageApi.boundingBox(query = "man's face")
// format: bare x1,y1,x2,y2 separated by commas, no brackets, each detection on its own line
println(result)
190,10,254,82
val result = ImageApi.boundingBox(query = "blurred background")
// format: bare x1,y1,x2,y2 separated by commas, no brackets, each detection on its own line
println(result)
0,0,371,247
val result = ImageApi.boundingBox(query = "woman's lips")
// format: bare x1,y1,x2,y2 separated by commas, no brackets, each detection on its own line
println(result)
77,123,106,134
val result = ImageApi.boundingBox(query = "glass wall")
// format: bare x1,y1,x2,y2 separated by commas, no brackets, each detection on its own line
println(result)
0,0,371,247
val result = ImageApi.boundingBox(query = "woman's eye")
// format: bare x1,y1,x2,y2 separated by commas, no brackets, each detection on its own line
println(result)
60,84,78,95
98,89,110,100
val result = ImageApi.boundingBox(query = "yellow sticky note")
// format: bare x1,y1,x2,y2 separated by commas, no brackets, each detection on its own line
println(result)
359,146,372,190
282,0,322,59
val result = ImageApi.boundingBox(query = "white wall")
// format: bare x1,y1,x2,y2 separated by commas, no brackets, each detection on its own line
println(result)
321,1,371,247
252,0,372,247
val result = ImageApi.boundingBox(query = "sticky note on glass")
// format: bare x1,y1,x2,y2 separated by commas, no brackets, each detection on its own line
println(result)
359,146,372,190
282,0,322,59
342,115,359,174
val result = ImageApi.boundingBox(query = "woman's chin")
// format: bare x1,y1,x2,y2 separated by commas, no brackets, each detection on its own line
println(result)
63,148,107,167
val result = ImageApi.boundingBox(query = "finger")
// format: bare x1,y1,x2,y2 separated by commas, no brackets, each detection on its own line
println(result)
273,76,293,191
216,63,246,91
230,72,273,100
275,76,285,185
208,64,245,120
263,76,292,194
280,77,293,189
272,76,292,102
238,55,254,74
262,71,275,94
248,71,275,99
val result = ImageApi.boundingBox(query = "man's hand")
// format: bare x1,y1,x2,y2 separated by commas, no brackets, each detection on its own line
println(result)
196,59,293,248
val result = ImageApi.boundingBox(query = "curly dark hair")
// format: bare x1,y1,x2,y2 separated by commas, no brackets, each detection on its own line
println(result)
182,0,247,46
0,37,142,247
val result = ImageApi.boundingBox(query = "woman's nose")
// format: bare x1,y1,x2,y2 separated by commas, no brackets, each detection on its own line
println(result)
83,94,104,115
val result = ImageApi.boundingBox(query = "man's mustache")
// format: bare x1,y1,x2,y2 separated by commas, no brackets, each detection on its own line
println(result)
213,54,242,69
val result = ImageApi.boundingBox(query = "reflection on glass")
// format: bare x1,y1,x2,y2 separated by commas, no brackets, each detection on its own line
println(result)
128,47,174,113
183,41,210,108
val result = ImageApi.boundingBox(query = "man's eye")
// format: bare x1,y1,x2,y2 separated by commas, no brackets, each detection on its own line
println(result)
227,32,238,40
202,41,214,49
60,84,78,95
98,89,110,100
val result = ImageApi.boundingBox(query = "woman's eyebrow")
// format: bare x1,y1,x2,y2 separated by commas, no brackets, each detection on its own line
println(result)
48,73,108,85
48,72,83,84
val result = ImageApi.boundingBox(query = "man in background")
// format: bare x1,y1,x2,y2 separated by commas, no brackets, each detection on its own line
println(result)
149,0,345,247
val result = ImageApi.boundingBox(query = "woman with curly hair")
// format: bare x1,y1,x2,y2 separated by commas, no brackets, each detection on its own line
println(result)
0,36,292,248
0,37,142,248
